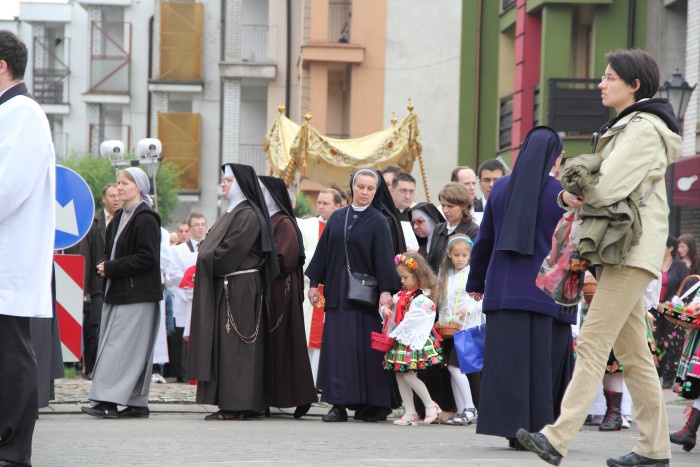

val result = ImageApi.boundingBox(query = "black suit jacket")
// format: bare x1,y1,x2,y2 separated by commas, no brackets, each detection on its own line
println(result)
474,197,484,213
79,210,108,298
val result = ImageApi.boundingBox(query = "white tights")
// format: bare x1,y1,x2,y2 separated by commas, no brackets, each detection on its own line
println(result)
694,399,700,410
396,372,434,415
447,364,475,412
603,372,624,392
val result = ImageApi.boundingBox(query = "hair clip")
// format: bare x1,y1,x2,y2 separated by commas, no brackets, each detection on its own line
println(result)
394,254,418,270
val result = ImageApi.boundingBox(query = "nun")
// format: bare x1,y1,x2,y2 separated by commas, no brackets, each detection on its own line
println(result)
82,167,163,419
259,176,317,418
377,171,407,255
306,169,400,422
187,163,279,421
466,126,573,448
408,202,445,258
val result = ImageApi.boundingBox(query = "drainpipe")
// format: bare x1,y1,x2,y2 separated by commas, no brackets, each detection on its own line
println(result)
146,15,153,136
285,0,292,116
472,0,483,169
627,0,636,48
217,0,227,216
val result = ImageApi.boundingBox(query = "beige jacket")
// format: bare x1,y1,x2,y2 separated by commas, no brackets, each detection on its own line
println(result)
583,111,682,278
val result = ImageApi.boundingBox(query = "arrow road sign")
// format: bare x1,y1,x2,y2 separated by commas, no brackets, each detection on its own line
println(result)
55,165,95,250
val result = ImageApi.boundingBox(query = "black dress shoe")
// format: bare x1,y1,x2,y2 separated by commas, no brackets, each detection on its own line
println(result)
507,437,527,451
363,407,392,423
606,452,669,467
322,405,348,422
0,460,31,467
81,403,118,419
118,406,150,418
294,404,311,419
516,429,563,466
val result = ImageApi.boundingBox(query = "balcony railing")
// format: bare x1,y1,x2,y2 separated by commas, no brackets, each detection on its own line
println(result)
242,25,269,62
33,37,70,104
329,1,352,43
502,0,517,13
89,21,131,94
239,144,266,175
498,93,514,150
89,124,131,155
548,78,609,133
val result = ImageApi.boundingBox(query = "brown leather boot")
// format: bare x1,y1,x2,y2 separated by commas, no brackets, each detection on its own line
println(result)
599,390,622,431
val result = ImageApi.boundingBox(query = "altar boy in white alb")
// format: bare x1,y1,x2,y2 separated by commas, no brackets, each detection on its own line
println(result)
0,30,56,467
298,188,342,385
167,213,207,378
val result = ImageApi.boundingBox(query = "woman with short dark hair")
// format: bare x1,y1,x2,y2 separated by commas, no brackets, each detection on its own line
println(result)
517,49,682,467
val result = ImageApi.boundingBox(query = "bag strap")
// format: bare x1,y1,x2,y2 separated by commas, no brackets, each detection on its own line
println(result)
343,208,352,276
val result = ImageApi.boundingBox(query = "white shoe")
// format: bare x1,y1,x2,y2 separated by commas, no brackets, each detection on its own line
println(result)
465,407,477,424
151,373,166,384
621,416,631,429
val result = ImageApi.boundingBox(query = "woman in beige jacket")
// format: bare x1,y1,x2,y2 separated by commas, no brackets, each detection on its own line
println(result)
517,50,682,467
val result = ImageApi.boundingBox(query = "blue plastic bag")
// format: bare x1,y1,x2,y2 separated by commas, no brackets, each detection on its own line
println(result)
453,323,486,374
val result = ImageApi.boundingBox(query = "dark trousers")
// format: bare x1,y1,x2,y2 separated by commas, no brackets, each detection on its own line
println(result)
0,315,38,465
165,326,186,379
82,294,103,375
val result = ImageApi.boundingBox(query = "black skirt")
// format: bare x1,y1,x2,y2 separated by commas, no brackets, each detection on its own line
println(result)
476,309,573,438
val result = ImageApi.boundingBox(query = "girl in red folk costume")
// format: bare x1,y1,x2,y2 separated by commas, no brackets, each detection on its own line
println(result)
382,252,443,426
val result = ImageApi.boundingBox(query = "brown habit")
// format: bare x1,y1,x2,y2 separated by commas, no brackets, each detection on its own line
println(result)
187,201,269,411
268,212,317,408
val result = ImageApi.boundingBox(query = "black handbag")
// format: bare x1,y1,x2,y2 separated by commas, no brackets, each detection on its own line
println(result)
344,208,378,307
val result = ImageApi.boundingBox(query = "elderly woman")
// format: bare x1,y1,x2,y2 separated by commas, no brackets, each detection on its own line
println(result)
187,163,279,421
467,127,571,448
408,202,444,258
82,167,162,419
516,50,682,467
306,169,399,423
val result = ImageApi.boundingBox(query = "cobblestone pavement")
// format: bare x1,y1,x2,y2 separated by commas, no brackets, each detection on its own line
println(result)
33,380,699,466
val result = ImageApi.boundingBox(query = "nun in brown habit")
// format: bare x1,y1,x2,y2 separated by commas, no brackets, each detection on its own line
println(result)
259,176,317,418
187,163,279,420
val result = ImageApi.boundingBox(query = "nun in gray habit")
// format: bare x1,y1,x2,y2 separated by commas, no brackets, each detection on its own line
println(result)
82,167,163,419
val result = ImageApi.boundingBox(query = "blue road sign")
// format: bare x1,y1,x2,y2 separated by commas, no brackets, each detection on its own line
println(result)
55,165,95,250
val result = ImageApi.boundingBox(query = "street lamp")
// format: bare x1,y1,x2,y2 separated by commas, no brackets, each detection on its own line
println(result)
659,69,696,123
659,70,696,237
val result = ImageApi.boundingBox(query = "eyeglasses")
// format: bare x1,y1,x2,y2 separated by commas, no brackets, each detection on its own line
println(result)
397,188,415,196
600,74,621,83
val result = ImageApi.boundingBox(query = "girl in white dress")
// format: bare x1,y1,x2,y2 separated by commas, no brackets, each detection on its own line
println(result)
382,252,443,425
436,235,481,425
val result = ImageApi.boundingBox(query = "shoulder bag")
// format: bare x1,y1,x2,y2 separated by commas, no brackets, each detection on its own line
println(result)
344,208,378,307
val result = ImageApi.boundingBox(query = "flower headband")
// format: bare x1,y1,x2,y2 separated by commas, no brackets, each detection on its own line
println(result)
447,235,474,248
394,254,418,271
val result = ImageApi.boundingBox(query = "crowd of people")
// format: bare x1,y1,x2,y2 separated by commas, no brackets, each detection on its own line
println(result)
2,29,700,467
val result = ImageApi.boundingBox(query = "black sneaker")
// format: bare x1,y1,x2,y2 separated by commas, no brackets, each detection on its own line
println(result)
515,429,563,466
606,452,669,467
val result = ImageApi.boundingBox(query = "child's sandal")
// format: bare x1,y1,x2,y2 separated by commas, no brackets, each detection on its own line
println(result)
415,402,442,425
393,412,418,426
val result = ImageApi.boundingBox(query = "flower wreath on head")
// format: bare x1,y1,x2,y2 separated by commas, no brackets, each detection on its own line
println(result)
394,254,418,271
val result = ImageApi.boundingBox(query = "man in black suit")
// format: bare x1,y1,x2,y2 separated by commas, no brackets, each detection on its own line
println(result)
474,159,506,212
79,183,122,376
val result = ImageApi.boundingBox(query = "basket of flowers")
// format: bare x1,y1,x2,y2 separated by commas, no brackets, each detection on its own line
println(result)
662,275,700,330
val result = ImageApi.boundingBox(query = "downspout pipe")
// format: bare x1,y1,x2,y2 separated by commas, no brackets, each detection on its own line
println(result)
472,0,482,170
627,0,636,48
146,15,153,136
285,0,292,116
218,0,226,216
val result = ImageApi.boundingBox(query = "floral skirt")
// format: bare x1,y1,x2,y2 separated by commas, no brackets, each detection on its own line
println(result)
674,328,700,400
384,335,443,373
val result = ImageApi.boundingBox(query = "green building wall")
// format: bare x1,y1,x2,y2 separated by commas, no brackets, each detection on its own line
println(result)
458,0,648,167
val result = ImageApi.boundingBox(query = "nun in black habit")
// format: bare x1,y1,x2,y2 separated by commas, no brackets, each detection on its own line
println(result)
378,170,407,255
187,163,280,420
306,169,400,422
259,176,317,417
408,202,444,259
466,127,573,447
